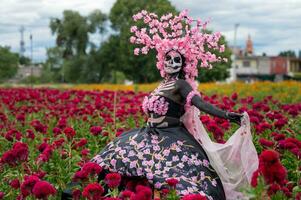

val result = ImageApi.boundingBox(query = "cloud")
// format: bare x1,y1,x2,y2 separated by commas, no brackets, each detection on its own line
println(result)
171,0,301,55
0,0,300,61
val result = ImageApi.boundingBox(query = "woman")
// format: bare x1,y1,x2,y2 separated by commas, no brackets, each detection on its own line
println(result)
63,10,258,200
90,49,244,200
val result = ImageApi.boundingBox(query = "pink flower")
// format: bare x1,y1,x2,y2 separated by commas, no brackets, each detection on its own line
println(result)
130,36,136,43
134,48,140,55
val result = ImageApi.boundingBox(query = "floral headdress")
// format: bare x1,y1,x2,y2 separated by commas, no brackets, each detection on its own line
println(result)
130,9,227,88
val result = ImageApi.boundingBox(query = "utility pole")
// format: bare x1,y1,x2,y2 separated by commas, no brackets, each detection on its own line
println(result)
30,34,33,87
19,26,25,57
231,23,239,82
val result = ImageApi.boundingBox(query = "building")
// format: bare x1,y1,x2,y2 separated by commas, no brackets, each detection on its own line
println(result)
288,57,301,77
231,35,301,82
7,64,43,83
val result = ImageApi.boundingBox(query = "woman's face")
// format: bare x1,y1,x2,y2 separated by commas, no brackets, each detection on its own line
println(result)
164,50,183,74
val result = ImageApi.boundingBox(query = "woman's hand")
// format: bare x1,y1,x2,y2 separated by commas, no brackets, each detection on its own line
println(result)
226,112,243,125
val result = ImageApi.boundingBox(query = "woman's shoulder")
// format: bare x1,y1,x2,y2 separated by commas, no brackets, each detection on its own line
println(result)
175,79,192,90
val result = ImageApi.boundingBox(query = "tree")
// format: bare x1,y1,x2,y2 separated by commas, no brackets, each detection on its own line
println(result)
19,56,31,65
279,50,296,58
48,9,108,83
102,0,232,83
0,46,19,82
198,32,232,82
104,0,178,83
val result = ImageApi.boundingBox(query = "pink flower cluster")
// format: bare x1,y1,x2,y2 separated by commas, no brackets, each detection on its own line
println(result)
142,95,169,115
184,90,201,111
130,9,226,81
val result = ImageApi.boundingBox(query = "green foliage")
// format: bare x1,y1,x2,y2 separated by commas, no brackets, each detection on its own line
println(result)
44,0,233,83
0,46,19,82
46,9,108,83
279,50,296,58
105,0,178,83
198,31,232,82
19,56,31,65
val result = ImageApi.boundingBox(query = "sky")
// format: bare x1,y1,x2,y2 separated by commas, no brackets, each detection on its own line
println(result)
0,0,300,62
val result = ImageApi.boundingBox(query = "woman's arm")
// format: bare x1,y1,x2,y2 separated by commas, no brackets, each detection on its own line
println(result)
177,79,242,123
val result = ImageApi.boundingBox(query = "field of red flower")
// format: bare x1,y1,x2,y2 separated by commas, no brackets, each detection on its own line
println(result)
0,87,300,200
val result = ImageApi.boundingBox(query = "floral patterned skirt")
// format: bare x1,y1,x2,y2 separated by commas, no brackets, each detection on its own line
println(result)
91,125,226,200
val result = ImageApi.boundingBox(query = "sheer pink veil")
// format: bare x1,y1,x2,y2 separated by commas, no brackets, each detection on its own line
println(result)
181,100,259,200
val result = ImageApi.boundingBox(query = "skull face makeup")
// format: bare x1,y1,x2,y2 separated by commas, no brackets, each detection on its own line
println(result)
164,50,183,74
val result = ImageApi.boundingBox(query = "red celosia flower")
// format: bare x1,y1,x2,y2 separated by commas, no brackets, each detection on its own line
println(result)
26,129,35,140
20,175,40,197
32,181,56,199
251,169,260,187
296,192,301,200
73,170,89,182
82,162,102,175
90,126,102,136
105,172,122,188
0,192,4,200
37,146,53,163
259,150,287,186
82,183,104,200
57,117,68,129
38,142,49,152
73,162,102,182
104,198,122,200
274,118,287,129
72,189,81,200
1,142,29,167
161,188,170,195
10,179,20,189
121,190,134,198
81,149,90,157
259,138,274,147
281,186,292,198
4,129,22,141
75,138,87,148
53,138,65,148
231,92,238,101
63,127,76,139
130,185,152,200
267,183,281,196
53,127,62,136
181,194,207,200
32,170,47,179
30,119,47,133
290,148,301,158
166,178,179,187
273,133,285,141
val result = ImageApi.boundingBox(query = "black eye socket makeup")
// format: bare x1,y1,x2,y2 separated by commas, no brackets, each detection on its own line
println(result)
174,57,181,63
165,55,171,61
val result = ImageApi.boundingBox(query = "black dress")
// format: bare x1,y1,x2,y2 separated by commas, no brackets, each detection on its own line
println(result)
90,79,226,200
